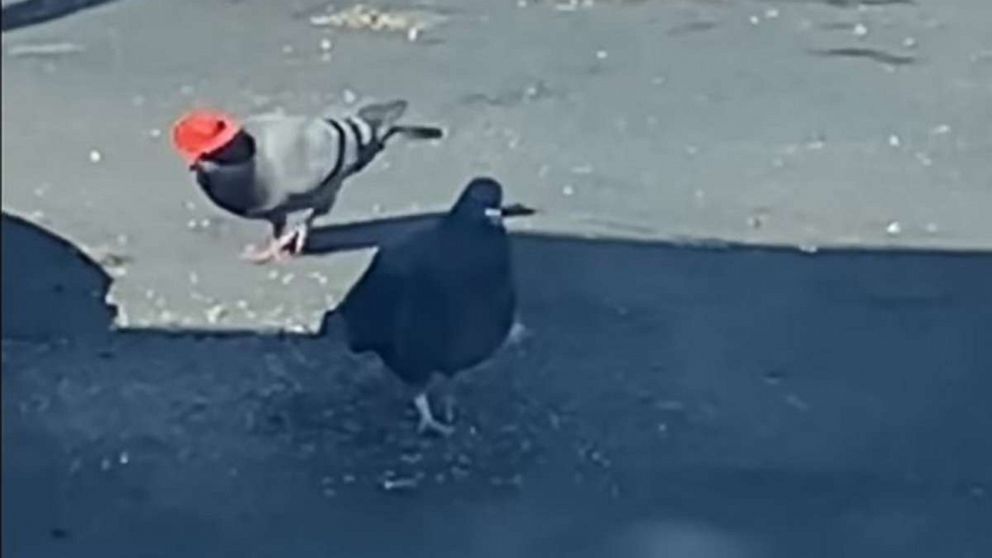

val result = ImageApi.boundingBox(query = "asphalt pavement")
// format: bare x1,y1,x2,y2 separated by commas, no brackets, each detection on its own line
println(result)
3,1,991,557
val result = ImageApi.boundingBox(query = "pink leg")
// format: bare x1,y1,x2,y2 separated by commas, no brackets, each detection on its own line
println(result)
240,227,302,264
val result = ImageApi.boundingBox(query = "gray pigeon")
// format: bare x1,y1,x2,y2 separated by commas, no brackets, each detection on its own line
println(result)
338,177,516,435
171,100,443,263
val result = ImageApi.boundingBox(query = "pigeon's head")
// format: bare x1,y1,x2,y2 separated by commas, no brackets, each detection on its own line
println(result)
172,110,253,169
452,177,505,226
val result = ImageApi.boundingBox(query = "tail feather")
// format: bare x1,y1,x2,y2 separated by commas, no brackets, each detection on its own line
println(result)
357,99,408,133
381,125,444,144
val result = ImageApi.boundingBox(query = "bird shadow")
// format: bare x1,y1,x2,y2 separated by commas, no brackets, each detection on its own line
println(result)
303,203,537,255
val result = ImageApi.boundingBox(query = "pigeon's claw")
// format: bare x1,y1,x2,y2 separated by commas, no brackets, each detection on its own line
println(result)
240,226,307,264
414,392,454,437
418,415,455,437
288,224,308,255
441,393,456,424
241,241,285,264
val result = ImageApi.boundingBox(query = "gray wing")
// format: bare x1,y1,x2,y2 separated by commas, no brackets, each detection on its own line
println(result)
245,116,343,213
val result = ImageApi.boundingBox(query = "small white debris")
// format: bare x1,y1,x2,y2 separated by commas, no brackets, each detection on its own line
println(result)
100,458,112,471
9,41,86,57
286,323,308,334
188,271,199,285
853,23,868,37
407,26,420,42
885,221,902,236
888,134,901,147
570,165,593,175
381,477,419,491
371,203,382,214
747,215,764,229
343,89,357,104
507,321,530,346
655,400,685,412
187,219,199,230
236,299,249,310
657,423,668,435
319,38,333,51
562,185,575,196
118,451,130,465
595,50,608,60
148,128,162,139
282,44,295,55
764,8,780,19
799,243,819,254
89,150,103,163
267,270,281,281
784,393,809,411
205,305,227,324
280,273,295,286
902,37,918,49
749,15,761,25
930,124,951,135
915,152,933,166
924,222,939,234
685,145,699,156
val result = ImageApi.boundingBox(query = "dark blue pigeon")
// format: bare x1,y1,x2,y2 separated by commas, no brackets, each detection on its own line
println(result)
338,177,517,435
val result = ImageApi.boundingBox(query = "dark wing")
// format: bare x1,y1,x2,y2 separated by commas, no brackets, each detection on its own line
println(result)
390,261,452,376
338,230,431,355
338,246,403,354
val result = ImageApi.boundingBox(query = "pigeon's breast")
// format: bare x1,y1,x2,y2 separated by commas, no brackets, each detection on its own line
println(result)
437,240,515,372
196,161,268,217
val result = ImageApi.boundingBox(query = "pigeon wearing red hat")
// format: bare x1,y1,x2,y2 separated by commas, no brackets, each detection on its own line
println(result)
171,100,443,263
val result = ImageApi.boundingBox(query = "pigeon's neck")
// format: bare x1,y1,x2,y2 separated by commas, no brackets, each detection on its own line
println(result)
205,131,255,165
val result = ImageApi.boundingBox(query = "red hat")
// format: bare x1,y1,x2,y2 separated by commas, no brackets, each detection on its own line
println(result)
171,110,242,165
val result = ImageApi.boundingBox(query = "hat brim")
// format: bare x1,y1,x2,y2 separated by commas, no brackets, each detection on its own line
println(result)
172,114,242,166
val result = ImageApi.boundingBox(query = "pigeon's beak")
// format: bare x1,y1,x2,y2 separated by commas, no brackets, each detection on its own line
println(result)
484,207,504,225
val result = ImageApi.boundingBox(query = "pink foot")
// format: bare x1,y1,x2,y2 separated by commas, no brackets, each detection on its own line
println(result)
240,227,307,264
240,240,291,264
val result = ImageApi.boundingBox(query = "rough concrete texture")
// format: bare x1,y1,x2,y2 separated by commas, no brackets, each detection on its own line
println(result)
3,1,991,557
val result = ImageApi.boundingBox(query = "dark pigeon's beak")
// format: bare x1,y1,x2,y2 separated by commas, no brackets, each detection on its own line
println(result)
484,207,504,224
